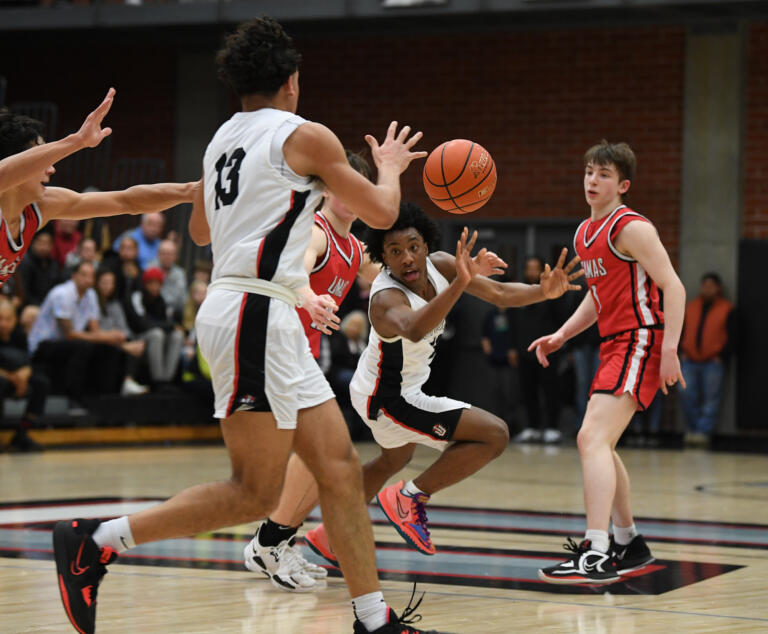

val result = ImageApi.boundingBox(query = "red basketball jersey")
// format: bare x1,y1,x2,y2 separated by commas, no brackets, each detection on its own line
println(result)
297,211,364,358
574,205,664,338
0,203,43,287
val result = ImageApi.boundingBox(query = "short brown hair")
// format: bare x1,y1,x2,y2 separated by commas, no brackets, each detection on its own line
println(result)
584,140,636,183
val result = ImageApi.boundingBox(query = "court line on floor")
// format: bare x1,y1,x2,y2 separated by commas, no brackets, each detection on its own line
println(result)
3,560,765,625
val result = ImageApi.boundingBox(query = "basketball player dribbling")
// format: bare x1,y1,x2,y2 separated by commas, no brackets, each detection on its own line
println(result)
242,150,383,591
531,141,686,584
0,90,196,288
53,17,448,634
244,202,582,570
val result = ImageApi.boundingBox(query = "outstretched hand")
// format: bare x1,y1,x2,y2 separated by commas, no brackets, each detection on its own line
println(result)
455,226,507,285
540,248,583,299
305,292,340,335
76,87,115,148
365,121,428,175
527,331,565,368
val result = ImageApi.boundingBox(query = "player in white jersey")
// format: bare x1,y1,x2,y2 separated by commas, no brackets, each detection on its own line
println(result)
52,17,444,634
254,202,582,565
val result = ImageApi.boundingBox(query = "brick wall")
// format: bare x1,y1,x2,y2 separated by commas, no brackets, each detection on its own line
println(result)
745,22,768,239
1,41,176,189
297,25,686,262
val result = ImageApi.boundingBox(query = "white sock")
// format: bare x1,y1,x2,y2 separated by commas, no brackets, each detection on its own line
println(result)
401,480,426,498
352,591,388,631
613,523,638,546
92,516,136,554
584,529,610,554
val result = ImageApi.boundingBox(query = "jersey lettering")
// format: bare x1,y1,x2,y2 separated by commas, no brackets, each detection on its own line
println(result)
214,147,246,210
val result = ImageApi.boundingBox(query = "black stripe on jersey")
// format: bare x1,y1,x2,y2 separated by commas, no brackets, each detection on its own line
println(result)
608,329,637,393
257,189,310,282
645,276,662,324
367,340,404,420
226,293,271,417
628,263,645,329
633,328,655,410
380,397,462,442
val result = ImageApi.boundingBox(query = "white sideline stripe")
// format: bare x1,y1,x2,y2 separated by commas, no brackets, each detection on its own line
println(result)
0,501,160,525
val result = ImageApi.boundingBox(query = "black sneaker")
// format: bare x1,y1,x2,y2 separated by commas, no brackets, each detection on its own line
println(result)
53,519,118,634
353,587,452,633
538,538,620,585
611,534,654,574
8,430,44,452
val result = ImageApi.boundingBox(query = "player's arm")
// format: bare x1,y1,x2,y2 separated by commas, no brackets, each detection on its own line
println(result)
296,225,339,335
188,174,210,246
527,293,597,368
614,220,686,393
371,228,481,342
283,121,426,230
0,88,114,195
39,181,198,226
431,247,582,307
357,247,382,284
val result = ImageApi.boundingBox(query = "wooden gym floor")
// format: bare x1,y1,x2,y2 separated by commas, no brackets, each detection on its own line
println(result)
1,442,767,632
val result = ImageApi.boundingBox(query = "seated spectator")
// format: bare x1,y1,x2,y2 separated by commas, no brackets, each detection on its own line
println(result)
94,268,148,395
18,231,61,306
28,261,127,403
103,235,142,302
2,272,25,310
112,212,164,270
192,259,212,284
148,239,187,314
51,218,81,268
64,237,101,275
124,267,183,386
0,297,49,452
180,279,207,369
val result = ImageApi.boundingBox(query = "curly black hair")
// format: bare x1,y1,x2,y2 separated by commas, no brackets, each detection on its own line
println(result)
365,202,441,265
216,17,302,98
0,108,45,161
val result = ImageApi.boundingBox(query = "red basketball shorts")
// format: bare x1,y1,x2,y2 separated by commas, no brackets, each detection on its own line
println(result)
590,327,663,410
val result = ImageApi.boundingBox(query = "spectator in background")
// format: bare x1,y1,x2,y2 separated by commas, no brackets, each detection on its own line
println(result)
681,272,735,444
124,266,183,387
180,279,207,374
148,239,187,314
329,310,368,437
192,259,212,284
51,218,81,268
28,261,126,404
511,255,566,444
568,284,602,422
18,231,60,306
94,268,148,395
0,297,49,452
1,273,24,312
64,237,100,275
104,235,142,302
112,212,164,270
481,304,516,431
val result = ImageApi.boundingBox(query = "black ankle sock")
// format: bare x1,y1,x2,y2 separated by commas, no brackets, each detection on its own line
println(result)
258,518,299,547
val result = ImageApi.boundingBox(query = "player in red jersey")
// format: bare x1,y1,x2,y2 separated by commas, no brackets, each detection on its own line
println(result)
243,150,382,591
0,89,196,291
531,141,686,585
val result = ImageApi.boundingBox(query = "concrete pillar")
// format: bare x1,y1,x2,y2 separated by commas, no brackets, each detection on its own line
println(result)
679,24,744,433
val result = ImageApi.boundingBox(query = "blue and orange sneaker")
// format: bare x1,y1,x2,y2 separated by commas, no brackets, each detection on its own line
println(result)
376,482,435,555
304,523,339,567
53,518,118,634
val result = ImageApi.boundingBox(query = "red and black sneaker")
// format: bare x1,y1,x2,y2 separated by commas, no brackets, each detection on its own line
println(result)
53,519,118,634
352,587,453,633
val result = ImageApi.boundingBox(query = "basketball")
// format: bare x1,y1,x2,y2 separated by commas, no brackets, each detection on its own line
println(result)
422,139,497,214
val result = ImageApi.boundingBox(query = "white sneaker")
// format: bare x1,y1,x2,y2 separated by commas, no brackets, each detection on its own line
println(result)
244,529,318,593
292,545,328,579
121,376,149,396
543,429,562,444
513,428,541,443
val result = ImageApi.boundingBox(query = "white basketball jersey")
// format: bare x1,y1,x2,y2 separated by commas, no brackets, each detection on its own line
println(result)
203,108,323,292
350,258,449,409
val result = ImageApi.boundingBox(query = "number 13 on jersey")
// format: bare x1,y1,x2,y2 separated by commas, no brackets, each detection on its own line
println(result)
214,148,246,209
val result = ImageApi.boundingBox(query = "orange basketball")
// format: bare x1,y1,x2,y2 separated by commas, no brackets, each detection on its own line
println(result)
422,139,497,214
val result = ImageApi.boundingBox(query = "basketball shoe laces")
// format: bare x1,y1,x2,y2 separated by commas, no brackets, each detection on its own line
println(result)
411,495,431,542
562,537,587,559
398,583,426,627
275,540,307,575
